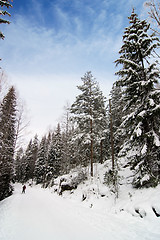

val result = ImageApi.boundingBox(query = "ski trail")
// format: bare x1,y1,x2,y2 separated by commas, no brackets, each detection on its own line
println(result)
0,184,160,240
0,185,106,240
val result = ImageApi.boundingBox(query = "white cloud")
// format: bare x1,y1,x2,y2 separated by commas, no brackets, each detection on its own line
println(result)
30,0,45,24
1,11,121,75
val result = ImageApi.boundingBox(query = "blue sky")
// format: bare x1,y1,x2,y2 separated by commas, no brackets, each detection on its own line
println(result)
0,0,148,139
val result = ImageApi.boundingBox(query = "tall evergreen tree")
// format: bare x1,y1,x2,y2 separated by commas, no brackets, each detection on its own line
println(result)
61,103,74,173
34,135,47,184
52,124,63,175
14,147,24,182
23,139,33,182
31,134,39,179
0,86,17,200
109,83,124,156
23,135,39,182
115,10,160,187
70,71,107,176
45,140,57,187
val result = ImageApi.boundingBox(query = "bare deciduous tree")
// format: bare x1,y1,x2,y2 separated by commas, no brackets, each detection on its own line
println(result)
144,0,160,34
0,70,9,101
14,101,30,151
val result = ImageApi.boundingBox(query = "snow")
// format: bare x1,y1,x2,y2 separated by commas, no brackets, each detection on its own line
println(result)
153,131,160,147
0,178,160,240
141,174,150,184
138,110,146,117
134,123,142,137
149,98,155,106
141,143,147,154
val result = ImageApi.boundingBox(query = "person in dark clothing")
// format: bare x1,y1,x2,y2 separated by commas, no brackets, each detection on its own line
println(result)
22,185,26,193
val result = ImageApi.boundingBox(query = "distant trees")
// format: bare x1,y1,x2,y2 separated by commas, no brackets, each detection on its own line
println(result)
22,139,33,182
19,135,39,183
52,124,63,176
15,127,64,187
115,10,160,187
45,139,57,187
34,136,47,184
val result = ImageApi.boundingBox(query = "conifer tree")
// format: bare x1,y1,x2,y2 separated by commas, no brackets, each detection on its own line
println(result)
31,134,39,179
23,135,39,182
0,86,17,200
0,0,12,40
61,103,74,173
115,10,160,187
109,83,124,156
34,136,47,184
45,140,57,187
70,71,107,176
15,147,24,182
52,124,63,175
23,140,33,182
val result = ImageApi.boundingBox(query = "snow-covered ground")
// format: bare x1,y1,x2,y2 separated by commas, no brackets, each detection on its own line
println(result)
0,179,160,240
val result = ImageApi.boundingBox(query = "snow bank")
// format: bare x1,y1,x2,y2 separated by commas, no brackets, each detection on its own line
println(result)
52,163,160,222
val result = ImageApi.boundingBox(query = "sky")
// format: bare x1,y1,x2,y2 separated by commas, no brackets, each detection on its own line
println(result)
0,0,148,140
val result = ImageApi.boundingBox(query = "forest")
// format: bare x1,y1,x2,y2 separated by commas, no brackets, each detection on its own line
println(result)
0,0,160,202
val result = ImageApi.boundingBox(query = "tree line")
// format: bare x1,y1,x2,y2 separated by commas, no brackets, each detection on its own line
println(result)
0,1,160,201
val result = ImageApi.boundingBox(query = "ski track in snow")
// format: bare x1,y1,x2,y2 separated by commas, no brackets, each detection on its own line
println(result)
0,184,160,240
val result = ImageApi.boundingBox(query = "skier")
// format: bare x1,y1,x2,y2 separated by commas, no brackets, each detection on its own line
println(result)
22,185,26,194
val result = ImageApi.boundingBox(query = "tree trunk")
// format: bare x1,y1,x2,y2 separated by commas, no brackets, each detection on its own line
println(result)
90,118,93,177
109,99,114,171
100,139,103,164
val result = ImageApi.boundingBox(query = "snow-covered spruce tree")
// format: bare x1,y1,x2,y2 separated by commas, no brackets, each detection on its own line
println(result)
22,139,33,182
22,135,39,183
34,135,48,184
104,90,123,198
109,83,124,156
14,147,24,182
64,123,83,170
61,103,75,173
70,71,107,176
51,124,63,175
0,0,12,40
30,134,39,179
44,140,57,187
0,86,17,200
115,10,160,188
